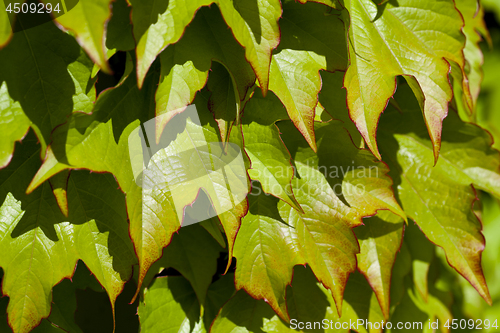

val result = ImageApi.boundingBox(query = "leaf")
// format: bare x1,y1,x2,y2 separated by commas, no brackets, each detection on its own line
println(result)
141,224,222,305
405,221,435,302
0,17,96,156
343,0,466,160
0,133,135,333
354,210,404,319
53,0,113,73
277,161,361,316
278,120,405,220
0,0,12,47
203,273,236,330
378,84,499,305
241,90,301,211
216,0,281,93
138,276,205,333
459,0,490,104
210,289,291,333
154,5,255,143
0,82,30,169
269,0,348,151
233,190,302,321
318,71,361,145
287,266,385,333
207,62,237,144
130,0,213,88
106,0,135,51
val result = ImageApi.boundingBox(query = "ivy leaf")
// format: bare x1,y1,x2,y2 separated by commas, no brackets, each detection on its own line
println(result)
207,62,237,144
0,17,96,156
278,120,405,220
354,210,404,319
233,191,302,321
141,224,222,306
130,0,212,87
455,0,490,109
0,82,30,169
277,161,361,316
106,0,135,51
0,133,135,333
0,0,12,47
138,276,205,333
269,0,347,151
241,90,301,211
155,5,255,143
318,71,361,145
343,0,466,160
405,221,435,302
286,266,385,333
216,0,281,94
53,0,113,73
379,85,499,305
210,289,291,332
203,273,236,329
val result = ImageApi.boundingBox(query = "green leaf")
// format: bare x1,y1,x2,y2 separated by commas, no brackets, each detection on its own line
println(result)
318,71,361,145
0,0,12,47
378,84,499,305
216,0,281,93
0,18,96,156
210,289,291,333
0,82,30,169
269,0,347,151
207,62,237,144
343,0,466,160
279,120,405,220
203,273,236,330
0,133,135,333
130,0,213,87
241,90,301,211
138,276,205,333
277,161,361,316
354,210,404,319
233,190,302,321
106,0,135,51
53,0,113,73
155,5,255,143
455,0,490,109
405,221,435,302
141,224,222,305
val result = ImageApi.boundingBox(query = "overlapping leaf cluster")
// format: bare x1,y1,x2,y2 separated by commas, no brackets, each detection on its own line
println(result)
0,0,499,332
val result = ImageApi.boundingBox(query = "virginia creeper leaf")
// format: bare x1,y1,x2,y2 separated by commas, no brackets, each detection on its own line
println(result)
53,0,113,73
203,273,236,330
0,134,135,333
269,0,348,151
233,191,302,321
277,161,361,316
0,0,12,47
106,0,135,51
455,0,490,109
139,224,222,305
378,85,499,305
207,62,237,144
241,90,301,211
0,82,30,169
405,221,435,302
216,0,281,94
155,5,255,143
343,0,466,160
354,210,404,319
0,17,96,156
138,276,205,333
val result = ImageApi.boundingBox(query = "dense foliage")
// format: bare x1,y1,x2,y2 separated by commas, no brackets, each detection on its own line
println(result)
0,0,500,332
